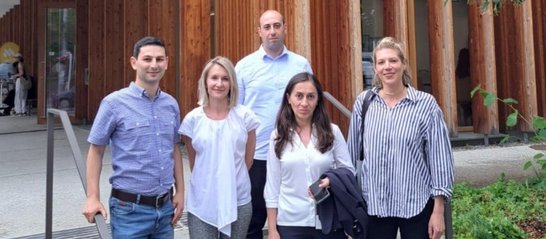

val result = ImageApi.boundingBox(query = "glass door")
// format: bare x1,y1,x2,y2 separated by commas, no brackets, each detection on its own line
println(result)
45,8,76,116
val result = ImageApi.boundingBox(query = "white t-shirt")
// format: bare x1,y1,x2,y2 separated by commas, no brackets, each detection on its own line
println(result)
178,104,259,236
264,124,355,227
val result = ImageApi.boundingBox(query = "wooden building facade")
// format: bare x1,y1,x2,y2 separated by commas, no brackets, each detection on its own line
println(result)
1,0,545,137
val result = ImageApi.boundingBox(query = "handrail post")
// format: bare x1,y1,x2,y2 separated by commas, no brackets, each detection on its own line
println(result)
45,108,111,239
46,110,55,238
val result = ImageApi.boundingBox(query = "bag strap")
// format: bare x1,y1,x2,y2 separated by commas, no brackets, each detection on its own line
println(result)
359,90,374,161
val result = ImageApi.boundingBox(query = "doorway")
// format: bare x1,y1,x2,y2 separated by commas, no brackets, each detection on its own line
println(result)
37,1,82,123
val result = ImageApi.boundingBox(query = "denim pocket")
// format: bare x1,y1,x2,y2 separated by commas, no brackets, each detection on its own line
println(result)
109,197,136,216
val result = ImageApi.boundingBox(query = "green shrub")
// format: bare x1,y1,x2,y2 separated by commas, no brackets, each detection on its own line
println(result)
452,176,546,238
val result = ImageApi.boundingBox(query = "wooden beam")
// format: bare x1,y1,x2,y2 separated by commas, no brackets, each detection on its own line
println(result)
427,0,457,136
468,2,499,134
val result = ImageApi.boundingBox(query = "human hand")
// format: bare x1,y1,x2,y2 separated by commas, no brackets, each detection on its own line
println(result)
428,210,445,239
171,192,184,225
268,229,281,239
82,198,107,223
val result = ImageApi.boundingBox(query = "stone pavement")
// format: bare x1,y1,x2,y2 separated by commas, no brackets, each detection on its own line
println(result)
0,115,540,238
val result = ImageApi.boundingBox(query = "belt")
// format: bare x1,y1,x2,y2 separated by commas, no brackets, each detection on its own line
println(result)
111,188,172,208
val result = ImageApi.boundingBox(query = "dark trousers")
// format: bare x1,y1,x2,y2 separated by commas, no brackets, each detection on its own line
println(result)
246,160,267,239
277,226,347,239
367,199,434,239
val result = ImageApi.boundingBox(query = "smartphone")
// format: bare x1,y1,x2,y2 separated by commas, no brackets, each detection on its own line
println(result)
309,179,330,204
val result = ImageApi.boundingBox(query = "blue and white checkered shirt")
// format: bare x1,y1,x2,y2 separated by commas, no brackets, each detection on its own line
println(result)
347,86,454,218
88,82,180,196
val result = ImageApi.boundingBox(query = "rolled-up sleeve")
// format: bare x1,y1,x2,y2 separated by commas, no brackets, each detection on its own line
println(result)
426,108,454,199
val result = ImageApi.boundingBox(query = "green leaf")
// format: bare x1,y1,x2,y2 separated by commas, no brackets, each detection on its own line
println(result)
536,129,546,141
534,153,545,159
480,0,490,10
484,93,496,107
471,85,482,98
532,116,546,129
499,135,510,144
506,111,518,127
500,98,518,105
523,161,532,170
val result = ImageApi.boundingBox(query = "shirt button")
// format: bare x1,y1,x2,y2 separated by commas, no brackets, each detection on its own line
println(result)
161,167,164,170
154,116,158,119
156,133,160,136
159,149,162,152
136,122,140,126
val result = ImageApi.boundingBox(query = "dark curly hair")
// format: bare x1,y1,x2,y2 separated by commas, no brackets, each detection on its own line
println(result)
274,72,334,159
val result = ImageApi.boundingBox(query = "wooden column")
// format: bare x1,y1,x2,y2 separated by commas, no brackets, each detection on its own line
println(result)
383,0,417,87
514,1,537,132
427,0,457,136
468,2,499,134
532,0,546,117
495,2,537,132
292,0,311,61
349,0,363,98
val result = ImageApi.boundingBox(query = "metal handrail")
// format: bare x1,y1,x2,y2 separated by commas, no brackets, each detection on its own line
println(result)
322,91,453,239
46,109,111,239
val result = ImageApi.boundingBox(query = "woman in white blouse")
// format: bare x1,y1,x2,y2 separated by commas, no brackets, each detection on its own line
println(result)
264,72,354,239
179,56,259,238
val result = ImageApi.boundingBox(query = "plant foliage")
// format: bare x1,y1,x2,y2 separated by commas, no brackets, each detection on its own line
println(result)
445,0,526,15
453,177,546,238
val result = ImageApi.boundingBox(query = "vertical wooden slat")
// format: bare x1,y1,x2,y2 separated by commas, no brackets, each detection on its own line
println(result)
520,1,538,131
87,0,105,120
75,0,89,121
36,1,46,120
468,2,499,134
292,0,311,61
495,3,537,132
178,0,211,116
104,0,124,92
427,0,457,136
533,0,546,116
383,0,417,88
493,4,510,132
309,1,356,134
149,0,178,97
123,0,147,87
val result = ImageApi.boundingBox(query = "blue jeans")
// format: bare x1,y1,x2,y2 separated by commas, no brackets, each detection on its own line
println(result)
109,196,175,239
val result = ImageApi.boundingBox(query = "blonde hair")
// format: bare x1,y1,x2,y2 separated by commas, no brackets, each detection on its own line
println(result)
372,37,412,88
197,56,239,107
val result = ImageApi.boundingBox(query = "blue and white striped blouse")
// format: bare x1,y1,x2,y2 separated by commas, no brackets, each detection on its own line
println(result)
347,86,454,218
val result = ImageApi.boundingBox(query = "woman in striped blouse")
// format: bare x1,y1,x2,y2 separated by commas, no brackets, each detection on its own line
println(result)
347,37,454,239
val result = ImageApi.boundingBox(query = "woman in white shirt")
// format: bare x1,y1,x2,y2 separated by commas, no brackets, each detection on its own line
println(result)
179,56,259,238
264,72,355,239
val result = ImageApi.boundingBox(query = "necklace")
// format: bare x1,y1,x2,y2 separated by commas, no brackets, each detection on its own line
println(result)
381,87,407,107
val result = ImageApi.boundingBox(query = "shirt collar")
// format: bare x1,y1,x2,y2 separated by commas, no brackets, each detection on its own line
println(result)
258,45,288,61
129,81,161,99
371,85,418,103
